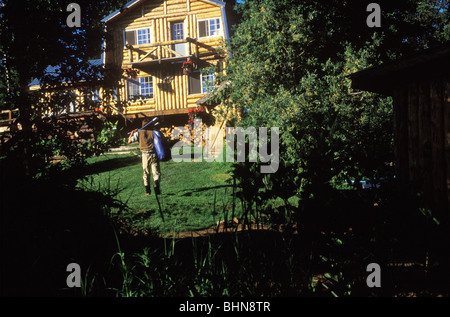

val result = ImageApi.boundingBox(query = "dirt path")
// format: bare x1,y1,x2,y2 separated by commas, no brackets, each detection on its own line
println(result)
115,217,277,239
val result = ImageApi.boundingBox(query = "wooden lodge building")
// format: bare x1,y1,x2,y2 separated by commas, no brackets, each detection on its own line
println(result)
28,0,236,124
10,0,238,155
101,0,235,120
349,42,450,217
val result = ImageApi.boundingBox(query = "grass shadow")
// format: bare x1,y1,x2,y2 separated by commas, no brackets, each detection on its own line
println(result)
80,155,141,177
0,174,128,296
176,184,233,196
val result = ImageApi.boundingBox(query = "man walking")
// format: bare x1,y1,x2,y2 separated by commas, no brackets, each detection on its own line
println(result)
128,118,161,195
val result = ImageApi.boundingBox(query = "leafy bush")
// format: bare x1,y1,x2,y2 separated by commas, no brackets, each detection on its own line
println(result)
93,120,125,155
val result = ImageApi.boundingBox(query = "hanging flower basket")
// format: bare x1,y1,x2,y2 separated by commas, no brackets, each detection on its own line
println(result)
182,61,193,75
124,68,140,79
188,107,204,122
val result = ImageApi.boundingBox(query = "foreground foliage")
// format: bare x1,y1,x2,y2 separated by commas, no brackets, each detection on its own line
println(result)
2,154,449,297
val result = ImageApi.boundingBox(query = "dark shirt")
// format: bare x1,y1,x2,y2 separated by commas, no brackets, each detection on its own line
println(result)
138,129,155,152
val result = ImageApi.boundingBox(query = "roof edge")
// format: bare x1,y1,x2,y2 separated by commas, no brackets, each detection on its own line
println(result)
348,41,450,94
101,0,142,23
102,0,226,24
348,41,450,80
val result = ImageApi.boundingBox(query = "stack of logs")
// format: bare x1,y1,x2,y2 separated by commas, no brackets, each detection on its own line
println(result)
55,111,106,143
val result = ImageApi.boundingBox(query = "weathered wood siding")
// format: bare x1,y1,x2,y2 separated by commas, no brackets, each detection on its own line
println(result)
393,77,450,210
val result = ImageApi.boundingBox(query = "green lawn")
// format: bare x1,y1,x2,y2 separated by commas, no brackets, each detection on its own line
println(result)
77,147,235,234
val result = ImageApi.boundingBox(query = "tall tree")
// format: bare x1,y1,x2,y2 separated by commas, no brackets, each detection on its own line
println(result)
0,0,124,176
217,0,450,199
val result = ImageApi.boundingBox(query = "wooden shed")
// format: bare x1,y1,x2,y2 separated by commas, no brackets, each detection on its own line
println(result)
349,42,450,215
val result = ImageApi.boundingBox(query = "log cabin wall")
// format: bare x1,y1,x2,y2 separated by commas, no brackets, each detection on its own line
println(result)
104,0,228,118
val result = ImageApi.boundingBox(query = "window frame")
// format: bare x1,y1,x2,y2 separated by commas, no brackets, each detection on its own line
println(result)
197,18,222,39
90,89,100,102
127,76,154,101
188,70,216,95
68,101,77,114
112,88,118,100
123,27,152,47
188,71,201,95
171,21,185,41
201,71,215,94
138,76,153,99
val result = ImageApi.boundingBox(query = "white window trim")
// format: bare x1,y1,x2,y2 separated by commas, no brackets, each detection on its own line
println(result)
127,76,154,100
201,72,215,94
171,21,186,41
138,76,154,99
188,71,216,95
123,27,152,47
197,17,222,39
90,89,100,101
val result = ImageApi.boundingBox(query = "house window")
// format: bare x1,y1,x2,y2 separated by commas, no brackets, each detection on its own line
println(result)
68,101,77,113
202,71,215,93
198,18,221,38
127,76,153,100
57,92,77,114
124,28,151,46
127,79,139,99
91,89,100,102
84,89,100,108
139,77,153,98
188,72,201,95
188,71,215,95
137,28,151,45
112,88,118,100
172,22,184,40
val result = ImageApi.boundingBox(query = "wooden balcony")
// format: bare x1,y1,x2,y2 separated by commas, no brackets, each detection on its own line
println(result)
124,37,221,69
0,109,18,127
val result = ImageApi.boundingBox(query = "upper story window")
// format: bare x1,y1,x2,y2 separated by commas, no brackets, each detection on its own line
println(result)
124,27,151,46
137,28,151,45
198,18,221,38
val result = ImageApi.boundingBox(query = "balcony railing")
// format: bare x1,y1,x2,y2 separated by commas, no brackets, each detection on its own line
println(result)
125,37,220,67
0,109,19,127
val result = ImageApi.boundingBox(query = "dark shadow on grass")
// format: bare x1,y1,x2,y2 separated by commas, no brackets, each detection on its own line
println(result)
78,155,141,178
0,175,128,296
175,184,233,196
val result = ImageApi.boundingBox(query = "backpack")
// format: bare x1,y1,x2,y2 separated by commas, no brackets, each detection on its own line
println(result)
153,130,171,162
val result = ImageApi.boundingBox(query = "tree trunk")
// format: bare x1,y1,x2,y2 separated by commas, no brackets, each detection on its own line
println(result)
16,83,33,177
